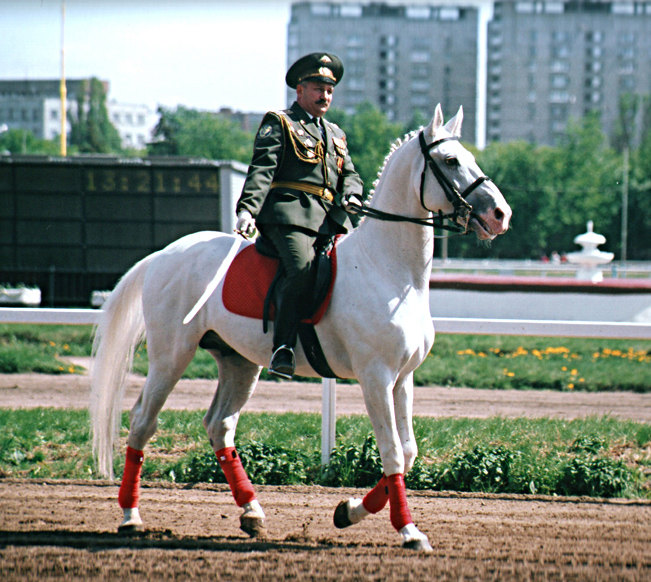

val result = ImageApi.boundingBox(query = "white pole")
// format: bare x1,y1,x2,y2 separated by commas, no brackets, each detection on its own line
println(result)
321,378,336,465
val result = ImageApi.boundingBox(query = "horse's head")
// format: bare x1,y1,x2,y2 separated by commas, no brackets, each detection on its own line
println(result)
420,104,511,240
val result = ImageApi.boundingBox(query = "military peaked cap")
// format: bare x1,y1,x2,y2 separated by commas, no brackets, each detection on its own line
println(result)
285,52,344,89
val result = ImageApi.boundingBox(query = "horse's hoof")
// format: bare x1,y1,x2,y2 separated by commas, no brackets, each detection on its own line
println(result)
402,538,433,552
240,513,266,538
333,500,353,529
118,507,143,534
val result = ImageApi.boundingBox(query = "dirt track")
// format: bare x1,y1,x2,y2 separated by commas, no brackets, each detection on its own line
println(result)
1,360,650,421
2,369,651,580
1,479,650,581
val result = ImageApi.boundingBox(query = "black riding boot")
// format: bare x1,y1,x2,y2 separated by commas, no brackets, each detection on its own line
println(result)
268,278,303,379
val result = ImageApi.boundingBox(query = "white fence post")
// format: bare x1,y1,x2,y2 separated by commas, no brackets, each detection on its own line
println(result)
321,378,337,465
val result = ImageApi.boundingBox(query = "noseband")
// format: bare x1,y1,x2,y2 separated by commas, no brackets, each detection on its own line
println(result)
418,132,491,234
350,131,492,235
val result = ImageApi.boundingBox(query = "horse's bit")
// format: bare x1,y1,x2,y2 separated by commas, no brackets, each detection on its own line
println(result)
349,131,492,236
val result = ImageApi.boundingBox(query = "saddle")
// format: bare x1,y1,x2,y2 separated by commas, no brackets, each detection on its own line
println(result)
219,236,341,378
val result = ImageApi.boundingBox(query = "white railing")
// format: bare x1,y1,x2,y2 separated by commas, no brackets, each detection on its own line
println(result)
2,307,650,464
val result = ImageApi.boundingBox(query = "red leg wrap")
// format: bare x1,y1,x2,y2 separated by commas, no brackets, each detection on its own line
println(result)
118,446,144,509
216,447,256,507
387,473,413,531
362,475,389,514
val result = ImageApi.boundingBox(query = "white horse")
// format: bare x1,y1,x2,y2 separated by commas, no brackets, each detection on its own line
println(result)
90,105,511,551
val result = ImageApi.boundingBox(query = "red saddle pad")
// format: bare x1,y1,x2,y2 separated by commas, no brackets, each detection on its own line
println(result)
222,243,336,325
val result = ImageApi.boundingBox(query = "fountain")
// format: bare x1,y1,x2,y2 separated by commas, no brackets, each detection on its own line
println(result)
566,221,614,282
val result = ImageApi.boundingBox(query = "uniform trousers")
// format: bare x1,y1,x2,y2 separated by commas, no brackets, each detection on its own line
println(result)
260,224,328,351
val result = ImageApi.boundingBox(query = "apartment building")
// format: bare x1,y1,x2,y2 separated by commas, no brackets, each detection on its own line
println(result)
289,1,650,147
0,79,157,150
487,0,651,145
288,1,481,144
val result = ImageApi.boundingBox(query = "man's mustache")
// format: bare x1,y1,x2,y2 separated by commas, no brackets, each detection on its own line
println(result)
316,99,328,105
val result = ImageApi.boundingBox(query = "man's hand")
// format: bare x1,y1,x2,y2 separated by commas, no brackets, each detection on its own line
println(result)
343,195,363,214
235,210,256,239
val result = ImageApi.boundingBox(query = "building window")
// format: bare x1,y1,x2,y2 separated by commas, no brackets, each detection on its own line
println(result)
410,50,429,63
380,35,397,47
550,74,569,89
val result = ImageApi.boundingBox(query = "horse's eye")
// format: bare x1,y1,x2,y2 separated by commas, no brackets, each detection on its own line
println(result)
445,157,459,168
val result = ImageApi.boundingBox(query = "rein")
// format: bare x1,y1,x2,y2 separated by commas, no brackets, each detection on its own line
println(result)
350,131,492,237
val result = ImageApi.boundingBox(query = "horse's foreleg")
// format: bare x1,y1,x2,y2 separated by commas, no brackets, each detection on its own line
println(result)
203,350,265,537
342,372,432,551
390,373,431,550
333,474,389,528
393,373,417,474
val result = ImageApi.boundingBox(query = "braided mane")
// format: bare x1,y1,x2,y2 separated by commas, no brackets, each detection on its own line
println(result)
370,128,422,195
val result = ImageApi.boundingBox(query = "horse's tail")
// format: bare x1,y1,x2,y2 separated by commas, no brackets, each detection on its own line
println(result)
90,252,155,479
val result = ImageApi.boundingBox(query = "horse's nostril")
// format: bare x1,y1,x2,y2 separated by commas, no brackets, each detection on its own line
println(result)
494,208,504,221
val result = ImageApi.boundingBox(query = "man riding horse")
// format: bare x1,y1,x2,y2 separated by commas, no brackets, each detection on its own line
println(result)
235,52,363,380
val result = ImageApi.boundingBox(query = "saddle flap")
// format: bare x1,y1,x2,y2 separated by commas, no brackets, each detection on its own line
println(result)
222,241,337,325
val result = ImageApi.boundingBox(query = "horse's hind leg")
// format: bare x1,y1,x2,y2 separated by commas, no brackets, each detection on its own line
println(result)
118,341,196,533
202,349,264,537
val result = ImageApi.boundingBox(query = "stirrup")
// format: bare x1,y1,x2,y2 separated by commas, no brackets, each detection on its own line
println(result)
268,345,295,380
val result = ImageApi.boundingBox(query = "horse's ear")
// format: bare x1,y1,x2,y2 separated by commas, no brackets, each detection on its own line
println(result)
444,106,464,138
426,104,444,138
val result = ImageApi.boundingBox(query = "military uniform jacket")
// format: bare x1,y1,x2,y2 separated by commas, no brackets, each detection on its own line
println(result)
236,101,363,235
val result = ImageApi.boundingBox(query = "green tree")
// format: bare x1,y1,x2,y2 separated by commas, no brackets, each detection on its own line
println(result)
68,77,122,153
628,116,651,259
468,140,557,259
149,106,253,162
548,114,621,257
448,114,626,259
327,101,404,197
0,129,61,155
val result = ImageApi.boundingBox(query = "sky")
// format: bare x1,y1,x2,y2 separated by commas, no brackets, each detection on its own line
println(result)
2,0,484,114
1,0,294,113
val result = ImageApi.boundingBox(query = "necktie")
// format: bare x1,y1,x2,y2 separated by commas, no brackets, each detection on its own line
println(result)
317,118,326,143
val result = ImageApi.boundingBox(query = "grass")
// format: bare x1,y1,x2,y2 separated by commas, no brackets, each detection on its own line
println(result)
1,324,648,497
0,324,648,392
0,408,648,498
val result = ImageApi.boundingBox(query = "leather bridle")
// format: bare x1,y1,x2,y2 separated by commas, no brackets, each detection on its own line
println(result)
350,131,492,236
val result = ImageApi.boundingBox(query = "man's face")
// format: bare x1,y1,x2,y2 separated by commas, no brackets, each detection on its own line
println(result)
296,80,334,118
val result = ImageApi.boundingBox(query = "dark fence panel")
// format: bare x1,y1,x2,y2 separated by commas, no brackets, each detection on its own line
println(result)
1,155,242,306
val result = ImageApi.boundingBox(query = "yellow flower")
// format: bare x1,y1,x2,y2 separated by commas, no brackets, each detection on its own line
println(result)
568,383,574,390
561,366,567,371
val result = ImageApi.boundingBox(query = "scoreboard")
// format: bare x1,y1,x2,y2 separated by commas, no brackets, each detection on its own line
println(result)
0,156,246,305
